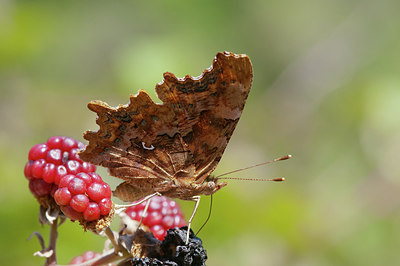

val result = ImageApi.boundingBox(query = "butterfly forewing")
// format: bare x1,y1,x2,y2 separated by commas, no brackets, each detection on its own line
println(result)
79,51,253,201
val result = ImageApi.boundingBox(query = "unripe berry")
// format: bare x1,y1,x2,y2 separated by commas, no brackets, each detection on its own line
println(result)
28,144,49,161
32,159,46,179
84,202,101,221
125,196,186,240
25,136,113,225
60,205,82,221
54,187,72,206
98,198,112,216
70,194,90,213
24,136,97,198
87,183,107,203
69,251,101,265
68,178,86,195
42,163,56,183
55,173,112,222
29,179,52,197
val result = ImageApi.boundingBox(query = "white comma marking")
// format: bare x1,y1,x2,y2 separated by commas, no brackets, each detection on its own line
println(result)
142,142,155,150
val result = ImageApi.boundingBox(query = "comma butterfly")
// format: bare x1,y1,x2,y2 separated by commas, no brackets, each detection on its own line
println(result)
79,52,254,240
80,51,253,201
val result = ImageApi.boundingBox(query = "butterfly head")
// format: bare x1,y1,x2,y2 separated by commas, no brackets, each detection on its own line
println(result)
168,175,227,199
201,175,227,196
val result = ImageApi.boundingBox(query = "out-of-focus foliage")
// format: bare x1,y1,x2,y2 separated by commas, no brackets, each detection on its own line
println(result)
1,0,400,265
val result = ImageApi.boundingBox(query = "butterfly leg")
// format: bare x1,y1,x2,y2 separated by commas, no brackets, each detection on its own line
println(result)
114,192,162,214
186,195,201,244
136,195,152,229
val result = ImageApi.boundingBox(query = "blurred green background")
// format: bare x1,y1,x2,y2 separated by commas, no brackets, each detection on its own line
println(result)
1,0,400,265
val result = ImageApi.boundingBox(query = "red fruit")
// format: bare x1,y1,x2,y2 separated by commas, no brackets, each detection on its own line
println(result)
174,215,185,226
81,161,96,173
24,161,33,180
151,225,166,241
144,211,163,227
62,137,78,151
125,196,186,240
42,163,56,183
25,136,113,223
60,205,83,221
161,215,174,228
102,183,112,198
32,159,46,179
46,149,62,164
59,175,75,188
50,184,58,197
69,148,82,162
54,165,68,185
68,178,87,195
98,198,112,215
24,136,97,198
76,172,92,186
55,172,113,221
87,183,107,202
83,202,100,221
69,251,101,265
47,136,64,149
54,187,72,206
28,144,49,160
66,160,81,175
29,179,52,197
88,172,102,183
70,194,90,213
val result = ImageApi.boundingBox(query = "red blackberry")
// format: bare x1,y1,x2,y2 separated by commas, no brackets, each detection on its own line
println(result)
69,251,101,265
54,172,112,221
24,136,96,199
125,196,186,240
28,178,57,198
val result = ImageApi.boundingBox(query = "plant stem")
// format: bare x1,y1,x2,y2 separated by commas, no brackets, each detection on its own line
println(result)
105,227,121,255
71,227,131,266
78,250,130,266
45,217,58,266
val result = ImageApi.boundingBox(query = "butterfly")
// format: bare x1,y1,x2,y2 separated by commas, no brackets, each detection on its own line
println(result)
79,51,253,240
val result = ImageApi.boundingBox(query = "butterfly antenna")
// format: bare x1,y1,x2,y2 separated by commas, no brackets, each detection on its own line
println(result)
195,194,213,237
214,154,292,178
218,177,285,182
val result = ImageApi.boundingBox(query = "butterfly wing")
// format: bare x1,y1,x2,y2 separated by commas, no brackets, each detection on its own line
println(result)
155,52,253,183
80,91,184,181
79,51,253,200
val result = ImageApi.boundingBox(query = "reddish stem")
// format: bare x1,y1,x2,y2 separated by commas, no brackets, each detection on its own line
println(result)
45,217,58,266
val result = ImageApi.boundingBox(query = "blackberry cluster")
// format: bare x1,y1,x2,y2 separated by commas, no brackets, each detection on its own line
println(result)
130,227,207,266
24,136,96,198
130,257,167,266
54,172,112,221
24,136,113,223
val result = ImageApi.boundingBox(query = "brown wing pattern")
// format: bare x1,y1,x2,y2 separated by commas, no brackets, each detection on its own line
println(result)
155,52,253,183
79,51,253,192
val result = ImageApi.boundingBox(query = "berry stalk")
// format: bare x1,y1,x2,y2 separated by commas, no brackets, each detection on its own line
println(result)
45,216,59,266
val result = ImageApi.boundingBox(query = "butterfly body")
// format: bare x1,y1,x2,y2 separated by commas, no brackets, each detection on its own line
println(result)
114,174,226,202
79,51,253,202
